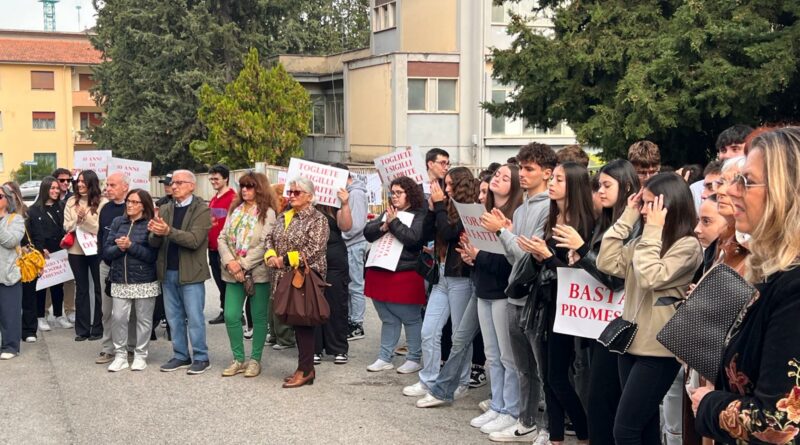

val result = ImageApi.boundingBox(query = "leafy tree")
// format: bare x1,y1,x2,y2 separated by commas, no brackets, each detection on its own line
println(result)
10,158,56,184
89,0,369,174
486,0,800,164
190,49,312,168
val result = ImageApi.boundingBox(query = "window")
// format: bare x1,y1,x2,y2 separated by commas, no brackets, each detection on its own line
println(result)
325,94,344,135
408,79,427,111
0,154,4,172
32,112,56,130
492,4,507,23
373,1,396,32
34,153,57,171
491,89,507,134
78,74,95,91
437,79,457,111
31,71,54,90
311,95,326,134
80,112,102,131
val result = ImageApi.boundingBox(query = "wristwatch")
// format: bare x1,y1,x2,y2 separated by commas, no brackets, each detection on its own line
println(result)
495,228,505,237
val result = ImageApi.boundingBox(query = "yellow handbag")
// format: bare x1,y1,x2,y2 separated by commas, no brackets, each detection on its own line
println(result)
8,215,46,283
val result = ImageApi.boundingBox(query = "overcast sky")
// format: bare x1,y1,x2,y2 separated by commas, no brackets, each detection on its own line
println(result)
0,0,97,32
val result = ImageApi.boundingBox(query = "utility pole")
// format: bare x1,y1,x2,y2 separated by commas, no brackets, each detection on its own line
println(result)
39,0,60,32
76,4,82,30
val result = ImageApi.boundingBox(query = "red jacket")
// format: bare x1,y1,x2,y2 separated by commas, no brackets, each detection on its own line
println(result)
208,188,236,251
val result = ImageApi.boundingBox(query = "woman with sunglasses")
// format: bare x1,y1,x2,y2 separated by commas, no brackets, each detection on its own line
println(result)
102,189,159,372
218,172,278,378
692,127,800,445
63,170,107,341
265,177,329,388
0,184,26,359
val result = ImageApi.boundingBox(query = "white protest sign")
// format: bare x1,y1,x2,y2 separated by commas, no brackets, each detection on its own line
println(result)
36,250,75,291
352,172,385,206
365,211,414,271
553,268,626,339
452,201,505,255
76,226,98,256
74,150,112,180
277,170,287,185
284,158,349,208
374,148,428,190
108,157,152,190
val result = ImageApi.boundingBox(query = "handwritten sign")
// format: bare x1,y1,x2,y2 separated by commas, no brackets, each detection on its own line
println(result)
36,250,75,291
374,148,428,190
365,211,414,271
76,227,98,256
352,173,385,206
553,268,626,339
284,158,349,208
74,150,112,180
108,157,151,190
277,170,287,185
452,202,505,255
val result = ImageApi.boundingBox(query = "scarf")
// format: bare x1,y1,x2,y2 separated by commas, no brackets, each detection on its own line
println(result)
224,203,259,258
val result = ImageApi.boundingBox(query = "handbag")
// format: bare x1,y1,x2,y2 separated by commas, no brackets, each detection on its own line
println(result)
273,254,331,326
656,263,755,382
8,216,45,283
597,291,646,354
415,251,439,287
243,270,256,297
60,231,75,249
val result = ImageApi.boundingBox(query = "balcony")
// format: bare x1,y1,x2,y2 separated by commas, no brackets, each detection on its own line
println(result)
72,90,99,108
74,130,95,145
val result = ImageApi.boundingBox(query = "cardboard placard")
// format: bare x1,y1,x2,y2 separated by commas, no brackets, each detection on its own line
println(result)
373,148,428,191
365,211,414,271
452,201,505,255
552,268,626,339
74,150,112,180
36,250,75,291
352,172,385,206
108,157,152,190
76,226,98,256
284,158,349,208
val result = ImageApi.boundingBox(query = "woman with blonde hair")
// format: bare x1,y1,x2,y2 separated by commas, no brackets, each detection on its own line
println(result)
0,183,25,359
693,127,800,444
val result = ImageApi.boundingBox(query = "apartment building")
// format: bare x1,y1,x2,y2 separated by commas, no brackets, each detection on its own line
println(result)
0,30,102,182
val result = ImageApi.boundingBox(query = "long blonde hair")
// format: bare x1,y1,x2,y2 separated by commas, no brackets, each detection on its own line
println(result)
747,127,800,282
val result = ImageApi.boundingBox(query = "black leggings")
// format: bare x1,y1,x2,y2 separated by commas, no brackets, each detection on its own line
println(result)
587,342,622,445
68,254,102,338
614,353,680,445
542,332,589,441
36,283,65,317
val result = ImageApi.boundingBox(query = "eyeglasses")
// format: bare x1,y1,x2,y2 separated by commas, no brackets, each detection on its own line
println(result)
287,190,306,197
240,183,255,190
57,178,71,183
731,173,766,190
435,160,451,167
636,168,659,178
125,199,142,206
171,180,192,187
389,190,406,197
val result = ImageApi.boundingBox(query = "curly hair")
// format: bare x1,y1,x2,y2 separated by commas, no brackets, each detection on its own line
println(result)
444,167,478,223
232,171,279,223
389,176,424,210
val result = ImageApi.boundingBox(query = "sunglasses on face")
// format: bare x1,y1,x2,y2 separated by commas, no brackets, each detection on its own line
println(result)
287,190,306,197
57,178,71,183
240,183,255,190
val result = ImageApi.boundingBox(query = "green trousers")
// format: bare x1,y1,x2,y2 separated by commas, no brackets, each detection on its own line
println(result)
224,282,269,362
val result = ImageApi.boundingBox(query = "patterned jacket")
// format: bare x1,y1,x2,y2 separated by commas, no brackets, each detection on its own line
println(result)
265,205,329,284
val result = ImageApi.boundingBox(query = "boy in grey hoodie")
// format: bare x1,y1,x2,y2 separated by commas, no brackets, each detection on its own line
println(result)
480,143,557,442
335,165,370,340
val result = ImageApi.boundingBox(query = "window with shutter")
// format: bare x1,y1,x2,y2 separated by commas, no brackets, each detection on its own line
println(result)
31,71,55,90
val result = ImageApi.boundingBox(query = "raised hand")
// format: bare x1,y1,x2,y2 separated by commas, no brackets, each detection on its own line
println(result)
552,224,585,250
627,188,644,210
647,194,668,227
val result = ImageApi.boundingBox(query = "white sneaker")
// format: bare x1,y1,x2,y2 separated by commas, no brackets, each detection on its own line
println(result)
24,336,37,343
37,317,52,332
402,381,429,397
107,357,129,372
0,352,17,360
481,414,518,434
531,430,550,445
454,384,469,400
415,392,448,408
470,409,500,428
131,356,147,371
479,399,492,412
56,316,73,329
46,312,57,323
489,421,539,443
396,360,423,374
67,312,76,323
366,359,394,372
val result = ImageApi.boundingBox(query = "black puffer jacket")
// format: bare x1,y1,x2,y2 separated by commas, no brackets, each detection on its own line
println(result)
364,207,427,272
27,202,65,253
103,216,158,284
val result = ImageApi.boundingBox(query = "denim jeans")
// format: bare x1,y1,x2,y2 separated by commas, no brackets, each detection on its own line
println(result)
662,367,685,445
346,241,367,324
478,298,519,417
162,270,209,362
419,268,472,388
429,294,480,401
372,300,422,363
507,303,548,429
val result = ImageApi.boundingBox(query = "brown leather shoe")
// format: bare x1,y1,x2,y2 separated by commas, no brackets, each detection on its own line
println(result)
282,370,315,388
95,352,115,364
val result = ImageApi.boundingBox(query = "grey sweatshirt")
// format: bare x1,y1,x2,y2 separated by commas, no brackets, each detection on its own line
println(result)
0,213,25,286
342,178,369,247
498,191,550,306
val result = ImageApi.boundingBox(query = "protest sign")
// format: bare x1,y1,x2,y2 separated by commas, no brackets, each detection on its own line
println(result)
553,268,626,339
277,170,287,184
36,250,75,291
365,211,414,271
352,172,385,206
373,148,428,190
108,157,151,189
74,150,112,179
76,227,98,256
284,158,349,208
452,201,505,255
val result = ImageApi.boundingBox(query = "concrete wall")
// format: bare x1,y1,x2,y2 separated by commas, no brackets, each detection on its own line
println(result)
401,0,458,53
347,62,393,162
406,114,459,151
372,28,399,55
301,136,346,163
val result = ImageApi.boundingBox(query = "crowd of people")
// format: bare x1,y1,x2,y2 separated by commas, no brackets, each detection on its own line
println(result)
0,124,799,444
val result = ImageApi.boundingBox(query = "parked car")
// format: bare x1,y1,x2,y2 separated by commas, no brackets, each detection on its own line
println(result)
19,180,42,200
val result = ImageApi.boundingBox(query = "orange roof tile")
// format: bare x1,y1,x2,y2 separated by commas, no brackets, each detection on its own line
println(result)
0,36,102,65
